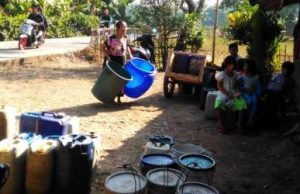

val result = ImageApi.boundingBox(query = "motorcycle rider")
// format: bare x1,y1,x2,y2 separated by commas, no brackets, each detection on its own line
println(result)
37,5,48,42
100,8,112,28
27,5,44,44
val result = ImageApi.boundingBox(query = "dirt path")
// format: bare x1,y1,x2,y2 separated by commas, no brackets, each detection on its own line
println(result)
0,55,299,194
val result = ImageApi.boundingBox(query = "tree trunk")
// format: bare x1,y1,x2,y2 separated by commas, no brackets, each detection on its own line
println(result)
90,3,97,15
196,0,205,14
184,0,196,13
294,6,300,61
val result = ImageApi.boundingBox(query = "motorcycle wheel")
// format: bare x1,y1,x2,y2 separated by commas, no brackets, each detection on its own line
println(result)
163,76,175,98
18,37,27,50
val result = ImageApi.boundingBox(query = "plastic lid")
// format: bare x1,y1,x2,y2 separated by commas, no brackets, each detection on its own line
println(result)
142,154,174,166
105,171,146,193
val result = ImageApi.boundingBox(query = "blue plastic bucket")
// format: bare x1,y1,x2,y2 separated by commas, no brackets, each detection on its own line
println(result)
124,58,156,98
140,154,176,176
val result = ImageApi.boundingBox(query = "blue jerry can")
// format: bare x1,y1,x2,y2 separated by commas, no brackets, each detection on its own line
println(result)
19,112,69,137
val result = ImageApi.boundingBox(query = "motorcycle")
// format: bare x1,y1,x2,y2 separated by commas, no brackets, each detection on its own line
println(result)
18,19,43,50
129,34,156,63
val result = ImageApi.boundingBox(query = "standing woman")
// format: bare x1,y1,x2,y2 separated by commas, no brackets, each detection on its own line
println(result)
102,20,133,103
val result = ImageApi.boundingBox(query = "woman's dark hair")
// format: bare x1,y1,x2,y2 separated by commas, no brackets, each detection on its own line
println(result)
282,61,295,76
229,42,238,50
222,55,236,69
245,59,257,75
115,20,126,29
37,5,43,13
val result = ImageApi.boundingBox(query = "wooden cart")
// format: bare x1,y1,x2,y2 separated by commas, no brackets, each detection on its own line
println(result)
163,51,207,98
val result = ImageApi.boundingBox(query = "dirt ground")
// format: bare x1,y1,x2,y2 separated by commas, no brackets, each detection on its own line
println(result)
0,54,300,194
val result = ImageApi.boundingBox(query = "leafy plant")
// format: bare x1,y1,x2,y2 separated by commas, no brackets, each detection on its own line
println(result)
131,0,184,69
183,13,205,53
224,0,284,82
223,1,257,44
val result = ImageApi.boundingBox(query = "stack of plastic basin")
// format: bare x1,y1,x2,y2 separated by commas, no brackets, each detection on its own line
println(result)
124,58,156,98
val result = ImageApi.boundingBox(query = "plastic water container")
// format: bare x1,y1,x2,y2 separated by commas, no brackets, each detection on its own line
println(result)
146,168,185,194
25,139,57,194
85,132,101,169
144,141,170,155
15,133,42,145
0,138,29,194
140,154,176,176
19,112,70,137
92,61,132,103
176,182,219,194
124,58,156,98
178,154,216,184
0,107,16,140
66,116,80,134
55,134,94,194
204,91,218,120
104,171,147,194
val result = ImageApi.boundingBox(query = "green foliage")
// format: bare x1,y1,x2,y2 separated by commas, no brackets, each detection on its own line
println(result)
0,13,27,41
0,0,99,40
247,10,284,79
68,13,99,35
131,0,184,69
184,13,205,52
223,1,258,44
224,0,284,82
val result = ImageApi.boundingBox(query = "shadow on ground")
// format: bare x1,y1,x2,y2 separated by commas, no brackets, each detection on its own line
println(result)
86,92,300,194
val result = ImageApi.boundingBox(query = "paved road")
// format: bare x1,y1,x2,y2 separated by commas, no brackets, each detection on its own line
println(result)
0,37,90,62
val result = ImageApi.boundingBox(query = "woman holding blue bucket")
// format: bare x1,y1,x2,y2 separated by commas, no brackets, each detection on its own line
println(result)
102,20,133,103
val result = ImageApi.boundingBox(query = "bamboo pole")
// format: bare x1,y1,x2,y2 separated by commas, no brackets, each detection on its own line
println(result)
212,0,220,64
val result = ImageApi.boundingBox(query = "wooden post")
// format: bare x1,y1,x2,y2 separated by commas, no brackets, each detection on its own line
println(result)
212,0,220,64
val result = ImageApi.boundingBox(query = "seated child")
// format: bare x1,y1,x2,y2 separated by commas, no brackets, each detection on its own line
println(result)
239,59,262,125
215,56,247,134
264,61,295,125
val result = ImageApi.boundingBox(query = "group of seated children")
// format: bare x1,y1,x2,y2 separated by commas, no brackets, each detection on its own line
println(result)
214,54,295,134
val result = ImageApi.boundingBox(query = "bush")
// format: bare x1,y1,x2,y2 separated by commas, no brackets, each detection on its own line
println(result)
0,13,27,41
0,0,99,40
184,13,205,53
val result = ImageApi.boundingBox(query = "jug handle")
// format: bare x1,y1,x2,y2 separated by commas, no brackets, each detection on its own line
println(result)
41,112,64,118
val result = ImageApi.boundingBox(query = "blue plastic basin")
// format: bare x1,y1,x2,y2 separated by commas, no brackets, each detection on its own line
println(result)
140,154,176,175
124,58,156,98
179,154,216,171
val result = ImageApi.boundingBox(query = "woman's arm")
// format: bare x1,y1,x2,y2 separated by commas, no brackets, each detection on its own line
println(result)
101,40,109,57
126,46,133,59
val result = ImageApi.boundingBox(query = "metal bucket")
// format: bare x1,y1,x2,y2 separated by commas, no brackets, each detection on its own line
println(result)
140,154,177,176
171,143,212,161
178,154,216,184
176,182,219,194
104,171,147,194
146,168,185,194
